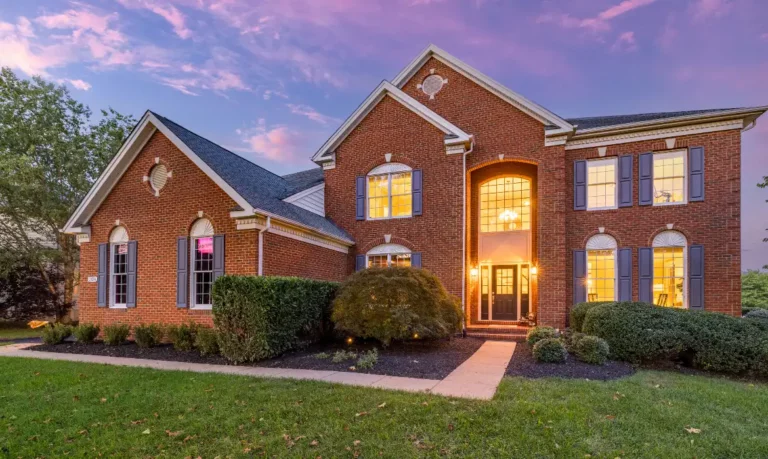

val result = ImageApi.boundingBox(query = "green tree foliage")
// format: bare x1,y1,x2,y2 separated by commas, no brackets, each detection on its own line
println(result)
0,68,135,319
742,270,768,309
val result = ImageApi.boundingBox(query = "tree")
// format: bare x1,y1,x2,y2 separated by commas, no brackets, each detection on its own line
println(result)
742,270,768,309
0,68,136,320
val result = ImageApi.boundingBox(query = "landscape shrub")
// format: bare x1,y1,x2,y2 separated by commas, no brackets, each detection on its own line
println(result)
213,275,339,363
103,324,130,346
332,350,358,363
532,338,567,363
133,324,165,348
332,267,461,346
526,326,558,346
745,309,768,322
570,301,614,332
742,270,768,310
563,330,586,351
166,323,198,351
41,323,72,345
356,348,379,369
194,327,220,356
73,323,100,344
573,335,610,365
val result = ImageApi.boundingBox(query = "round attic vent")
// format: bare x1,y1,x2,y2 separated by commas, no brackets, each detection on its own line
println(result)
149,164,168,193
419,74,447,99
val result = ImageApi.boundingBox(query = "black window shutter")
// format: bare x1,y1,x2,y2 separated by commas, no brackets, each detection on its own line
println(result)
638,152,653,205
355,176,366,220
213,234,225,282
412,169,423,216
573,250,587,304
411,252,422,268
689,245,705,310
126,240,137,308
573,160,587,210
617,248,632,301
355,255,366,271
689,147,705,202
97,243,108,307
638,247,653,303
618,155,633,207
176,237,188,308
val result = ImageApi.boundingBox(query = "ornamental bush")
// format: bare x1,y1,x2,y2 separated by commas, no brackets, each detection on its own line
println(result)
166,323,198,351
573,335,610,365
532,338,567,363
41,323,72,345
331,267,461,346
102,324,130,346
194,327,220,356
745,309,768,322
570,301,615,332
526,326,558,346
213,275,338,364
133,324,165,348
73,323,100,344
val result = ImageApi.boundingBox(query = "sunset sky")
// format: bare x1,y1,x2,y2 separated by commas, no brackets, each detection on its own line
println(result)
1,0,766,268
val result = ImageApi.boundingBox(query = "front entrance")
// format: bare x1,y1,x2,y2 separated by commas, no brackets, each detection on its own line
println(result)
492,265,518,320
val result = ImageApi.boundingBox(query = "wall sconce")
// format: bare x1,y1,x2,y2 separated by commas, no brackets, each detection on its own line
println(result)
470,267,479,277
530,266,538,276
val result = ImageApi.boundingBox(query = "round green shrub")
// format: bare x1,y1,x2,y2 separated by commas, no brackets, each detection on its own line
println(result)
570,301,615,332
166,323,198,351
194,327,220,356
526,326,558,346
41,323,72,345
73,323,99,344
133,324,165,348
573,335,610,365
102,324,130,346
532,338,567,363
563,330,586,351
332,267,461,346
745,309,768,321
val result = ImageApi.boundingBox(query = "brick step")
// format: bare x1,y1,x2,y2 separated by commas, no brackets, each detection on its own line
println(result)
465,327,531,334
465,332,527,341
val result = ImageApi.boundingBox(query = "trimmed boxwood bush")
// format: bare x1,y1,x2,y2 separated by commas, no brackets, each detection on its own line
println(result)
166,323,198,351
73,323,99,344
133,324,165,348
745,309,768,322
103,324,130,346
331,267,461,346
195,327,220,356
41,323,72,345
213,275,338,363
573,335,610,365
570,301,614,332
526,326,558,346
532,338,567,363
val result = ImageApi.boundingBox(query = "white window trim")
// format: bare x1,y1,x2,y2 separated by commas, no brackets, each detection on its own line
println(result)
652,150,687,207
190,218,215,310
585,234,618,302
366,243,411,267
652,230,688,309
586,249,618,302
366,164,413,221
109,243,128,309
586,157,618,211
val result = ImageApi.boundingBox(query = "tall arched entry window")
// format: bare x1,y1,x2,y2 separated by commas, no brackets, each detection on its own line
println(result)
479,176,531,232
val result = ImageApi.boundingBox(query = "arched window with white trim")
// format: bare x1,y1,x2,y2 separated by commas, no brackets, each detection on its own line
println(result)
652,230,687,308
366,243,411,268
190,218,215,309
109,226,130,308
586,234,617,302
367,163,412,219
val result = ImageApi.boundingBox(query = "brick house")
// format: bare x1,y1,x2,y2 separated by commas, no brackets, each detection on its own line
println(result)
64,45,766,334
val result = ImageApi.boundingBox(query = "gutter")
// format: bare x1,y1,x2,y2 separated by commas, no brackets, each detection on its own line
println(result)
461,136,475,337
258,216,271,276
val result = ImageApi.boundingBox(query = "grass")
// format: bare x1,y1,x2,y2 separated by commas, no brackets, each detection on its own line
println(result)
1,357,767,457
0,323,42,340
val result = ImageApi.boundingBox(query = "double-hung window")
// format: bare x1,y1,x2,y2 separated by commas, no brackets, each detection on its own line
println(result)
367,164,412,219
653,151,686,205
585,234,617,302
587,158,617,210
109,226,130,308
366,244,411,268
190,218,215,309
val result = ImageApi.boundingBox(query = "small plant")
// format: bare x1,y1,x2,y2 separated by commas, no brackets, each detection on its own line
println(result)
331,350,358,363
573,335,610,365
356,348,378,370
133,324,165,348
103,324,130,346
41,323,72,345
195,327,220,356
526,326,558,346
532,338,567,363
563,330,586,351
314,352,331,359
745,309,768,322
167,323,198,351
73,323,100,344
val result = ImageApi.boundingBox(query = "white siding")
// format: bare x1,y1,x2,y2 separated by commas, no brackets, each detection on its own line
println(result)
284,184,325,216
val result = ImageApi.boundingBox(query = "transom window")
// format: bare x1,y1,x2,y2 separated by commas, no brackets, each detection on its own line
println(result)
366,243,411,268
109,226,129,308
586,234,617,302
480,177,531,232
367,163,412,219
190,218,215,309
587,158,617,210
653,151,686,205
652,230,687,308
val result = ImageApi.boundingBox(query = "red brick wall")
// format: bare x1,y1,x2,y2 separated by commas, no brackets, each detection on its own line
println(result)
263,231,348,282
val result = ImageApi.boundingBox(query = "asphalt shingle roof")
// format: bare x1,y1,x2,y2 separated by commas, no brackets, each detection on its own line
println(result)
566,108,740,131
152,112,352,242
282,168,324,194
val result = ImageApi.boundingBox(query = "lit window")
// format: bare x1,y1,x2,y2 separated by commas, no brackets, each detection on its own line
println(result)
366,244,411,268
653,151,686,205
367,164,412,220
190,218,215,309
587,158,617,210
480,177,531,232
653,247,685,308
109,226,129,308
587,250,615,301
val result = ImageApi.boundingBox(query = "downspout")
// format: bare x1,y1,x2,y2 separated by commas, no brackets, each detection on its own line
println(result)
461,137,475,338
257,216,271,276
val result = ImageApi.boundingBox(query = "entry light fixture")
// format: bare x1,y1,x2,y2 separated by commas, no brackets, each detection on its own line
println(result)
530,266,538,276
498,209,518,222
470,267,479,277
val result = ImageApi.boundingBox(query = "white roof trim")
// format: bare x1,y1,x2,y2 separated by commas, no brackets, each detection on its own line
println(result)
283,183,324,203
312,81,471,163
392,44,573,134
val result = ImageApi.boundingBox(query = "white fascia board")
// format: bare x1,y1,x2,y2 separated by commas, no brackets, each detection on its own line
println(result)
311,81,471,163
233,208,354,246
392,44,574,133
283,183,324,203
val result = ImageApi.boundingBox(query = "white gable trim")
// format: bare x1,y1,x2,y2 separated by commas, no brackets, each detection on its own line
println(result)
283,183,325,216
311,81,471,163
392,44,573,135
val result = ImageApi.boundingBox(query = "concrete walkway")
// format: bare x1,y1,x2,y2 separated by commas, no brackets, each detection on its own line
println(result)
0,340,515,400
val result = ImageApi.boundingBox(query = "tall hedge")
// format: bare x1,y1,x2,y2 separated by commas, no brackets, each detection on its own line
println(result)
212,275,338,363
570,301,614,332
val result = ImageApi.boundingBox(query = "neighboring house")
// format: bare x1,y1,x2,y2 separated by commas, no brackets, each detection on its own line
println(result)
63,45,766,333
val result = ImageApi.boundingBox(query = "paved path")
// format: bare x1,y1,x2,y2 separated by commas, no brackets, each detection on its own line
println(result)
0,340,515,400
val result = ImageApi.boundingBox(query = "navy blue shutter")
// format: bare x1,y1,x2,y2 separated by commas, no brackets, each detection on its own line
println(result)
638,152,653,205
126,241,137,308
411,252,422,268
355,255,366,271
618,155,633,207
573,250,587,304
638,247,653,303
617,248,632,301
355,176,366,220
97,243,108,307
574,160,587,210
176,237,188,308
213,235,225,282
689,147,705,202
689,245,705,310
412,169,423,216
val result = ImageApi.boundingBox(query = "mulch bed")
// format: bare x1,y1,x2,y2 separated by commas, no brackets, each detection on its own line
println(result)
29,337,485,380
506,342,636,381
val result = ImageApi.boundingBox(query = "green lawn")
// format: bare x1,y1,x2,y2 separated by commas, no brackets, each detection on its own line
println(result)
0,323,42,340
1,357,767,457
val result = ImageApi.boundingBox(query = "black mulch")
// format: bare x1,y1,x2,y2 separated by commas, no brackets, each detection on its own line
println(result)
29,337,485,380
506,342,636,381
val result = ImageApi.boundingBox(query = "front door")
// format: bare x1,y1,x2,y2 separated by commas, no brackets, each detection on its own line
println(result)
492,265,518,321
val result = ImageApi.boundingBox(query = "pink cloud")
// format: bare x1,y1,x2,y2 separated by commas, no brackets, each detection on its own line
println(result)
761,33,768,40
117,0,192,39
611,31,638,52
65,78,91,90
538,0,657,33
287,103,340,125
690,0,732,21
0,18,71,76
239,125,306,162
35,8,119,37
657,15,678,52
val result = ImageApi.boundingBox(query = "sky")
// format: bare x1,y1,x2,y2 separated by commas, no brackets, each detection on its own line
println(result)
1,0,766,269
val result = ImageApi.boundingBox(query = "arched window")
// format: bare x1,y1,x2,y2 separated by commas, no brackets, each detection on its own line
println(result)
367,163,412,219
366,243,411,268
480,176,531,232
190,218,215,308
109,226,129,308
652,230,687,308
585,234,617,302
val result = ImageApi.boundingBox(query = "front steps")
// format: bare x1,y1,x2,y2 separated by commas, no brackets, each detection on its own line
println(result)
464,326,530,341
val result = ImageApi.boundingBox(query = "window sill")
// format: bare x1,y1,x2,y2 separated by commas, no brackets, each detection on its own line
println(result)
110,305,127,309
366,215,413,221
652,201,687,207
586,206,618,211
191,305,212,311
